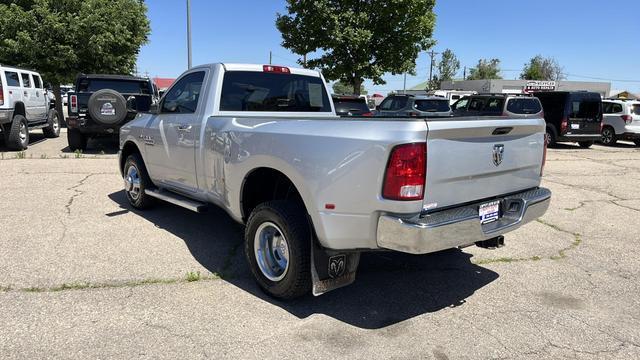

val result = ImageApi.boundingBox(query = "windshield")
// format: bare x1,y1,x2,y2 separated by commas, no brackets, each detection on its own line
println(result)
78,79,151,94
414,99,450,112
220,71,331,112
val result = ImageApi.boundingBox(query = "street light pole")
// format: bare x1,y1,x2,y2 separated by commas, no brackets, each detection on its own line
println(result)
186,0,192,69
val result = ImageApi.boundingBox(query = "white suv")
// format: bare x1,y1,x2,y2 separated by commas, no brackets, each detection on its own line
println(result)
601,99,640,147
0,65,60,150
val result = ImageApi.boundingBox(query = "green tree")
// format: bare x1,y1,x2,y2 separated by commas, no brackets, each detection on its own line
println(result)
332,80,367,95
520,55,564,81
428,48,460,90
0,0,150,123
467,58,502,80
276,0,436,96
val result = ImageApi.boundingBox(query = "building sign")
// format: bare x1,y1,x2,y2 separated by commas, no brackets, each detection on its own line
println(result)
524,80,556,92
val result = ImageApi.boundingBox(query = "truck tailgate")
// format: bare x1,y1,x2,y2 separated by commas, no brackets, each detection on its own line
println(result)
423,117,545,211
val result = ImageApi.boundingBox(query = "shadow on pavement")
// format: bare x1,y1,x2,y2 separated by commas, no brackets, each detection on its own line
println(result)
108,190,499,329
0,132,47,152
61,136,120,155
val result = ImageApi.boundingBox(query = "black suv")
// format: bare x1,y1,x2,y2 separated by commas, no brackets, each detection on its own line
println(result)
533,91,603,148
332,95,373,116
451,93,543,118
67,74,158,151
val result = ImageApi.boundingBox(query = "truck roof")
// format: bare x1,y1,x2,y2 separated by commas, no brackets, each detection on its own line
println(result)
216,63,322,78
76,74,151,82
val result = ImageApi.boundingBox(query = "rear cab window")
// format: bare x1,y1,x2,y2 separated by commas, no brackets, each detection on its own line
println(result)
414,99,450,112
4,71,20,87
220,71,331,112
77,79,152,94
506,98,542,114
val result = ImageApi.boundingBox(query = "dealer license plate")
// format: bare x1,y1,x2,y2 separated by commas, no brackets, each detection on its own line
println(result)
571,123,580,130
479,200,500,224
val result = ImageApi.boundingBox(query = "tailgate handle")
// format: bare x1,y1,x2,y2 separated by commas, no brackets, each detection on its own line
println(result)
492,127,513,135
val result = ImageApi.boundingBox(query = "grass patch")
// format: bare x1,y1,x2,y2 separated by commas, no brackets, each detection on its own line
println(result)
186,271,201,282
40,154,48,159
0,285,12,292
14,151,26,159
74,150,83,158
59,154,69,159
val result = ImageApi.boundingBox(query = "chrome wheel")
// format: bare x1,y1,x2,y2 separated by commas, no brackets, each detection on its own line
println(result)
124,165,141,201
602,128,614,145
254,222,290,282
19,122,27,144
52,114,59,132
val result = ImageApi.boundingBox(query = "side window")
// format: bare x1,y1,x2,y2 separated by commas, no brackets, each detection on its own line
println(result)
20,73,32,88
468,98,485,111
602,102,612,114
161,71,205,114
452,97,469,111
4,71,20,86
33,75,43,89
570,101,581,117
379,97,408,111
485,98,504,112
611,103,623,113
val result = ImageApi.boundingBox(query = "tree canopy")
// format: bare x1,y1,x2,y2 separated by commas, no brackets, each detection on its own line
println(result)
276,0,436,95
520,55,564,81
428,48,460,90
332,80,367,95
0,0,150,119
467,58,502,80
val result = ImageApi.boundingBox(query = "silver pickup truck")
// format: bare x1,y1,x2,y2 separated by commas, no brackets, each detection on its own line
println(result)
118,63,551,299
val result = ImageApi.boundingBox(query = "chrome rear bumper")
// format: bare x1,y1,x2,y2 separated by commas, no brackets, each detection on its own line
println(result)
377,188,551,254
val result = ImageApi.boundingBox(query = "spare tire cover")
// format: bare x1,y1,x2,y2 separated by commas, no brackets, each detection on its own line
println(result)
87,89,128,125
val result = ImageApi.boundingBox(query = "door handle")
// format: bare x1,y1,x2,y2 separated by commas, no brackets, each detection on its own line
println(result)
23,91,28,97
177,124,192,132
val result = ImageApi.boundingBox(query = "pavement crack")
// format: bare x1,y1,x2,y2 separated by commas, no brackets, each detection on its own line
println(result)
64,174,94,215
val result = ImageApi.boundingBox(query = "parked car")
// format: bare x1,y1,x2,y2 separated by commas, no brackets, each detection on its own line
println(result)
118,63,550,299
377,94,451,117
0,65,60,150
533,91,603,148
67,74,157,151
332,95,373,116
451,93,543,119
600,99,640,146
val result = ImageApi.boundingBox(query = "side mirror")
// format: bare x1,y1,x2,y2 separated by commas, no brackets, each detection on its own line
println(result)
126,96,137,112
149,103,159,114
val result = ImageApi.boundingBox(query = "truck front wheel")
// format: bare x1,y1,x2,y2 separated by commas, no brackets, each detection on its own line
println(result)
123,153,156,209
245,200,311,299
4,115,29,150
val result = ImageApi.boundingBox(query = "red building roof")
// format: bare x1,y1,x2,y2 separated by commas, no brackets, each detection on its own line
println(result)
153,77,175,90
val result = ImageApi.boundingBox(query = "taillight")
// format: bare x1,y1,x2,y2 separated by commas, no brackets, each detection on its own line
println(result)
362,112,373,117
382,143,426,201
560,117,568,134
263,65,290,74
622,115,633,124
541,136,547,176
70,94,78,113
0,82,4,106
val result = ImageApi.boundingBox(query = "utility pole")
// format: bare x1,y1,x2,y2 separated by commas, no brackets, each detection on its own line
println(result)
269,51,272,65
428,50,440,89
463,66,467,80
303,53,307,68
403,73,407,94
186,0,192,69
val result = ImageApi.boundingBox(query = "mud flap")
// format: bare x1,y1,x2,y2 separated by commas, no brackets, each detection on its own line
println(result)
311,240,360,296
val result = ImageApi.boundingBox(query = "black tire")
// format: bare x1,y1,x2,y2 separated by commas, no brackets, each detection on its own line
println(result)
545,127,556,148
634,140,640,147
87,89,127,125
578,141,594,149
601,126,617,146
245,200,311,299
4,115,29,150
67,128,87,151
123,153,156,209
43,109,61,138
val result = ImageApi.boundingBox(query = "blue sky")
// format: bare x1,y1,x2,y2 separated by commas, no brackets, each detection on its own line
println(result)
137,0,640,94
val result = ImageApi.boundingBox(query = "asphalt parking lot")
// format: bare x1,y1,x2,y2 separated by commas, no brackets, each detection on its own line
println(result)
1,130,639,359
